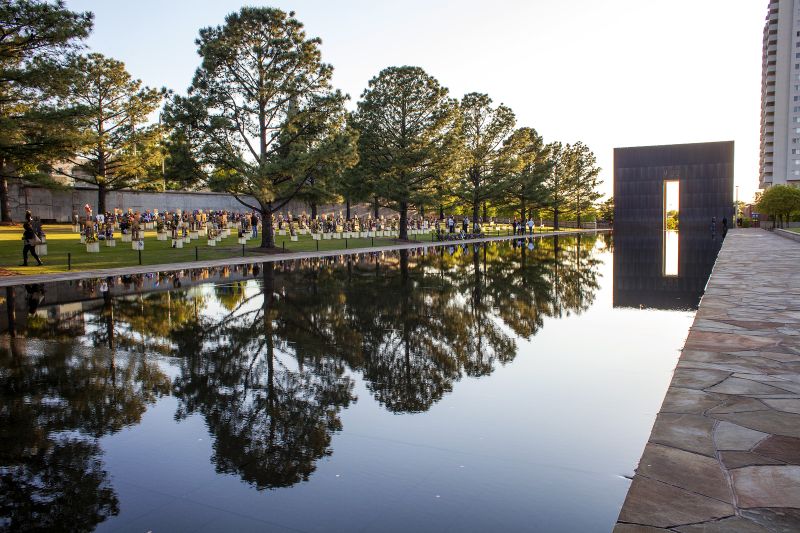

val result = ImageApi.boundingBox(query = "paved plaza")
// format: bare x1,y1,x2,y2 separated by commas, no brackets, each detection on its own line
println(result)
615,229,800,531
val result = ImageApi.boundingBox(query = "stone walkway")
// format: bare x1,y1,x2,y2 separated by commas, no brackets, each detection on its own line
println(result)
615,229,800,532
0,229,606,287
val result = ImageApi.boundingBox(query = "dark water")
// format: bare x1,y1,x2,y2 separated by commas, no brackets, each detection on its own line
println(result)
0,233,719,532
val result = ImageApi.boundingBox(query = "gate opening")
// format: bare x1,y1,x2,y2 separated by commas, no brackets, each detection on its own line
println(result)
663,180,679,276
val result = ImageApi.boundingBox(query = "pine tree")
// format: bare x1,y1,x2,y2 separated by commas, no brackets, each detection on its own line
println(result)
543,141,571,230
502,127,551,222
351,66,460,239
0,0,92,222
165,8,358,249
52,53,166,213
452,93,516,230
566,142,601,228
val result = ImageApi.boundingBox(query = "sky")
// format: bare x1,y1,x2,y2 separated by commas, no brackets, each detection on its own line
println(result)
64,0,766,202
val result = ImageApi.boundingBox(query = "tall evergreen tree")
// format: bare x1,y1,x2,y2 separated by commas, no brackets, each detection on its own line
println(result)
453,93,516,229
502,127,551,222
566,141,601,227
351,66,460,239
52,53,165,213
543,141,572,230
0,0,92,222
165,7,358,248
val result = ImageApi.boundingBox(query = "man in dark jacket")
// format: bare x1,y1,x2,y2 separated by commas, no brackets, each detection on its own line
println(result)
22,221,43,266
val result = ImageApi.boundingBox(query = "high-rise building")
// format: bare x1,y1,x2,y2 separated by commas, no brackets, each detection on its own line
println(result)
760,0,800,188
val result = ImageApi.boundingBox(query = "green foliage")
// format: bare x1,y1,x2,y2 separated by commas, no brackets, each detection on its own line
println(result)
351,66,460,238
165,7,358,248
566,141,602,225
52,53,166,212
0,0,93,221
665,210,679,230
501,127,551,219
452,93,517,224
598,197,614,222
756,184,800,228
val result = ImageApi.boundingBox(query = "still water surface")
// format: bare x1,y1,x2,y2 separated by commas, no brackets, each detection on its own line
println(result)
0,233,717,532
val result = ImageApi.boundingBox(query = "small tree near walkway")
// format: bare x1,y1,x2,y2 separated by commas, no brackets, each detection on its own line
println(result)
166,7,357,249
757,184,800,228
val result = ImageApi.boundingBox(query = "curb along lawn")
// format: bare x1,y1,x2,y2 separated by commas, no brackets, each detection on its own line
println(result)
1,223,575,276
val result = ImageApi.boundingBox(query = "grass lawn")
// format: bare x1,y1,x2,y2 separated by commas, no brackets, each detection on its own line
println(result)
789,227,800,234
2,224,564,275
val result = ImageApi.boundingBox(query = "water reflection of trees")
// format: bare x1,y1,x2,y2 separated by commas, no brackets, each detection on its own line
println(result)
170,264,356,489
0,236,604,504
0,337,171,531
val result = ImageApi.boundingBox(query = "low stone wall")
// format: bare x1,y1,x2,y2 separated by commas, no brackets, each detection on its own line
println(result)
8,183,397,222
775,228,800,243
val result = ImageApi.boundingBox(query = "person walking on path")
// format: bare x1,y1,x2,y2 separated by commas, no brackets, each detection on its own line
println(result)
22,221,43,266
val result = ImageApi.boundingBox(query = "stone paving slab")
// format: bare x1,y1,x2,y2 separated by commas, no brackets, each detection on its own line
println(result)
614,229,800,532
0,229,608,288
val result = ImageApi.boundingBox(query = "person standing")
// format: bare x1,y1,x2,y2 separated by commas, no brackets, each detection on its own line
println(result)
527,216,534,235
462,216,468,233
22,221,43,266
448,216,455,234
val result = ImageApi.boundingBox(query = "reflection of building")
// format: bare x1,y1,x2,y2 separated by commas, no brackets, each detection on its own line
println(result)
760,0,800,188
613,231,722,310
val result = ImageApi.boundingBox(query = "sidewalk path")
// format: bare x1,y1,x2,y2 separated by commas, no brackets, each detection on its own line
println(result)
615,229,800,532
0,229,606,287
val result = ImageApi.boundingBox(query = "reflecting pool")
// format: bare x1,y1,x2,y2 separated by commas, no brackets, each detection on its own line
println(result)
0,233,714,532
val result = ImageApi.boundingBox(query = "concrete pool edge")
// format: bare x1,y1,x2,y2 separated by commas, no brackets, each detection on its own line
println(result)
614,229,800,531
0,229,610,287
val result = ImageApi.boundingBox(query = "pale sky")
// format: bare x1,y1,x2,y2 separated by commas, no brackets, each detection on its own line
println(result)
65,0,765,202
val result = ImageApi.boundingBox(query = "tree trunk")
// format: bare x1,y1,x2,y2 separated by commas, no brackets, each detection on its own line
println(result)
98,183,107,215
472,200,479,230
399,201,408,240
439,205,444,220
373,196,379,219
553,205,560,231
482,201,487,223
0,159,11,222
310,203,317,219
261,209,275,248
345,197,351,220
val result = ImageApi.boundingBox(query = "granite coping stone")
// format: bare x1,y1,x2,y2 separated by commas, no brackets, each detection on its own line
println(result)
615,230,800,532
